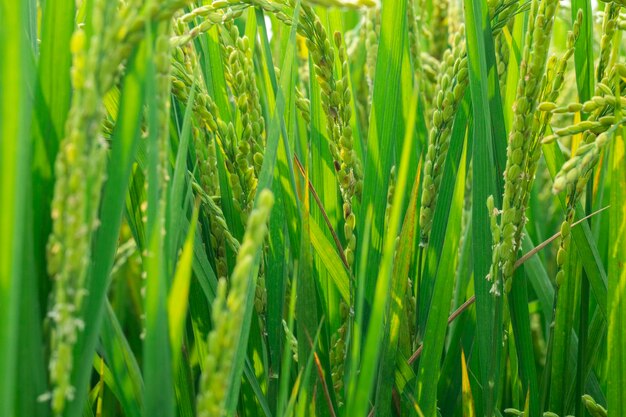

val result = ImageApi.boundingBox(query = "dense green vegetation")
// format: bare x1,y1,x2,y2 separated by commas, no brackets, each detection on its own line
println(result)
1,0,625,416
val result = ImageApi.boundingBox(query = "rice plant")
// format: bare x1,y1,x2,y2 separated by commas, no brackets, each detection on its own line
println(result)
2,0,626,416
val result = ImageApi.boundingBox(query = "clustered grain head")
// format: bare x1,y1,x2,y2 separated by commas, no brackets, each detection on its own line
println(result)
221,21,266,175
196,189,274,417
419,0,524,250
489,0,561,294
329,301,349,405
582,394,608,417
302,9,363,268
419,26,468,247
545,13,625,296
46,1,111,412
